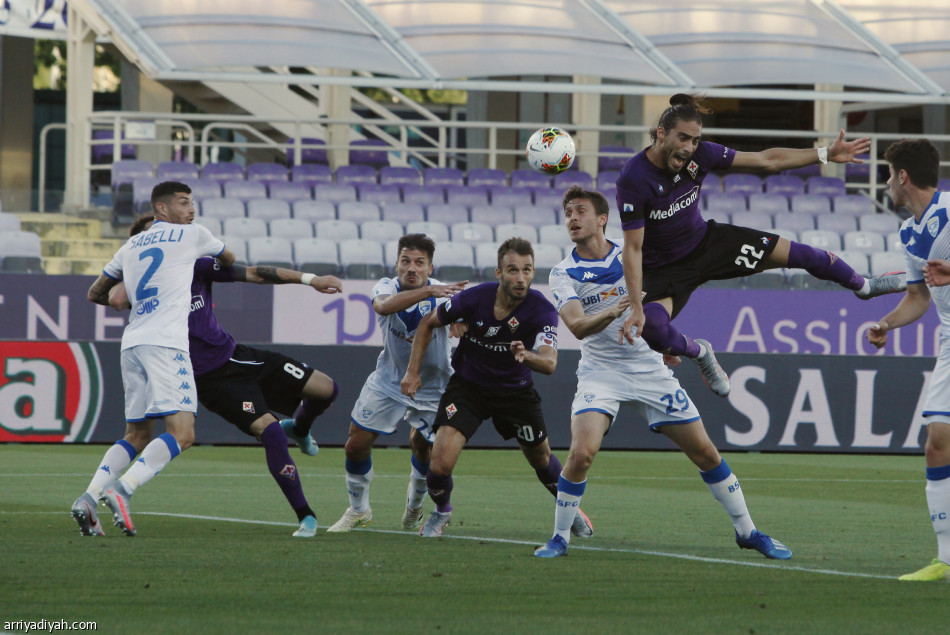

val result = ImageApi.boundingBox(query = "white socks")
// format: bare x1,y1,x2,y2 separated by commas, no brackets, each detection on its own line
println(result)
926,472,950,564
119,433,181,494
701,461,756,539
86,440,136,497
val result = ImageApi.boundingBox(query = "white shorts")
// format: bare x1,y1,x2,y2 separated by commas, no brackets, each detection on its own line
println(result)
121,345,198,422
924,337,950,421
350,383,437,444
571,367,701,431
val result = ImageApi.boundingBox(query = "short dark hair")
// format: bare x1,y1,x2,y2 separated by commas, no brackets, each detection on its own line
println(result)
884,139,940,189
497,237,534,268
651,93,712,143
563,185,610,234
151,181,192,209
396,233,435,263
129,214,155,237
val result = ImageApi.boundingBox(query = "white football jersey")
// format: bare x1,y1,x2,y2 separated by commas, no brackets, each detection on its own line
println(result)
548,241,667,373
104,221,225,352
363,276,453,403
900,190,950,337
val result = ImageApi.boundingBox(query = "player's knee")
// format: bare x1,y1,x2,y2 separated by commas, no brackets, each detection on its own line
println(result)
344,436,372,460
925,423,950,464
567,444,596,473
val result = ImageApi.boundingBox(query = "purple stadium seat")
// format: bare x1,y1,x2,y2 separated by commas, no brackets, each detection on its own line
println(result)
286,138,328,165
402,184,445,207
291,163,333,186
490,187,534,208
807,176,846,198
858,213,900,234
294,238,340,275
181,178,222,202
247,162,288,185
791,193,832,216
815,212,857,234
595,170,620,191
224,180,267,202
358,183,402,207
722,173,763,197
247,236,294,268
349,139,390,168
267,182,313,203
800,229,842,251
379,166,421,186
336,164,378,186
314,183,357,205
446,185,490,209
360,220,403,244
773,213,815,234
748,193,789,215
466,168,507,188
730,211,773,231
381,203,425,228
514,206,559,229
704,191,747,214
200,198,246,220
405,220,449,243
111,160,154,188
92,129,136,164
247,199,292,223
510,169,551,189
337,201,382,224
782,164,822,179
315,219,360,242
292,200,336,223
702,173,721,193
269,218,314,240
157,161,199,181
470,204,513,228
844,230,885,255
426,203,469,226
132,177,161,212
554,170,594,189
223,217,268,241
201,161,245,184
424,167,464,186
533,191,564,211
598,146,634,172
833,194,874,216
450,222,494,245
764,174,805,197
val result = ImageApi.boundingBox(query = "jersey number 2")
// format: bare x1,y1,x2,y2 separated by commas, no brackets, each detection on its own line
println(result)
136,248,164,301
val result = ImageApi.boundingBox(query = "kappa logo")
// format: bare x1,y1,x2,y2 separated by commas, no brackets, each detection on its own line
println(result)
176,368,189,376
507,316,520,332
280,464,297,480
485,326,500,337
928,216,940,237
582,271,596,280
445,403,457,419
242,401,255,413
178,381,190,390
174,353,186,362
687,160,699,179
180,396,193,406
0,342,103,443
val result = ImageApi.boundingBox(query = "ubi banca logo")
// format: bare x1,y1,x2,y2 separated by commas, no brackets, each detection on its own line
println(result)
0,342,103,442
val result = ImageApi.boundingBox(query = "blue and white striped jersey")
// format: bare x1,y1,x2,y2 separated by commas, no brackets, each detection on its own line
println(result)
901,190,950,337
548,240,666,372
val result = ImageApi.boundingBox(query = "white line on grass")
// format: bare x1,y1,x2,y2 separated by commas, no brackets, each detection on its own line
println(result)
11,509,895,581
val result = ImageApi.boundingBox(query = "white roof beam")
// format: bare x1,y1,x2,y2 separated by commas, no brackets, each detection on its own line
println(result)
578,0,693,87
73,0,177,75
813,0,946,97
338,0,441,81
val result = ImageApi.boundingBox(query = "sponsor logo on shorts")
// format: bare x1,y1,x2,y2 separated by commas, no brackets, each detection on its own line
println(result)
178,381,190,390
361,408,373,419
174,352,186,362
687,160,699,179
485,326,500,337
179,396,193,406
242,401,255,413
584,393,595,403
445,403,457,419
177,368,189,376
280,464,297,480
507,316,519,332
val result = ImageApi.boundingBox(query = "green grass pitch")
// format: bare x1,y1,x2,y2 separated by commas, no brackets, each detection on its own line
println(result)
1,444,947,633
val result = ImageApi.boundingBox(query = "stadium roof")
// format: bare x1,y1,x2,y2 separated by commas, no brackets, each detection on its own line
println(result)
75,0,950,104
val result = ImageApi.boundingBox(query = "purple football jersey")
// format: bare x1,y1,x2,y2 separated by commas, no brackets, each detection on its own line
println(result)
188,257,238,376
616,141,735,267
436,282,558,389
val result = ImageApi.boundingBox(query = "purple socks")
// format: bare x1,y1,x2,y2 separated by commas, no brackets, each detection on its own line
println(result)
787,241,863,290
641,303,702,358
426,472,454,513
260,421,313,521
536,453,564,497
292,380,339,437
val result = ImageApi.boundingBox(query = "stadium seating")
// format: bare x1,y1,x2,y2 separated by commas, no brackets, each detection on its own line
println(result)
381,203,426,228
770,227,798,243
837,250,870,276
832,194,874,216
475,242,500,279
247,236,294,268
269,218,314,240
360,220,403,244
268,182,313,203
292,200,337,223
534,191,564,211
132,177,161,212
471,204,514,228
495,222,538,243
843,230,885,255
870,251,906,276
349,139,390,168
731,211,773,230
722,173,763,197
336,164,378,186
294,237,340,275
426,203,469,226
0,230,44,273
745,268,788,289
337,201,382,224
193,216,222,235
424,167,464,186
450,222,494,245
247,199,292,223
446,185,490,209
402,184,445,207
314,183,357,205
435,242,476,280
764,174,805,197
510,169,550,189
466,168,507,187
291,163,333,185
339,239,385,278
92,129,136,165
858,213,900,234
157,161,199,181
227,239,248,266
800,229,842,251
286,138,329,165
201,162,245,184
885,231,902,253
223,217,268,241
379,166,421,186
533,243,564,281
815,213,857,234
704,210,731,225
112,160,154,188
702,172,721,193
791,193,831,216
748,193,789,215
200,198,246,220
183,178,223,202
538,224,573,248
358,183,401,207
595,170,619,191
0,213,21,232
224,180,267,202
405,221,449,243
773,211,815,233
554,170,594,189
514,205,557,229
705,191,747,214
315,219,359,242
806,176,846,197
489,187,533,208
598,146,633,171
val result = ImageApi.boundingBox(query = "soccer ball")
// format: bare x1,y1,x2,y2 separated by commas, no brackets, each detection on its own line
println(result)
525,127,576,175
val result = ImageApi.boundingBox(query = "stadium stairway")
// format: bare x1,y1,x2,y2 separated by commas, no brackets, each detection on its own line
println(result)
18,212,124,275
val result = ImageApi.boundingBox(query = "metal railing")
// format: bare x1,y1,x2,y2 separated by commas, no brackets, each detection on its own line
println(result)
36,110,950,213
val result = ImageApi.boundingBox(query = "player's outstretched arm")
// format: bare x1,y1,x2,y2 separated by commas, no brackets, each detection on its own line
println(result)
620,227,645,345
241,265,343,294
374,281,466,315
924,260,950,287
732,130,870,172
560,296,630,340
510,341,557,375
866,283,931,349
87,274,121,306
401,310,445,399
216,247,236,267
